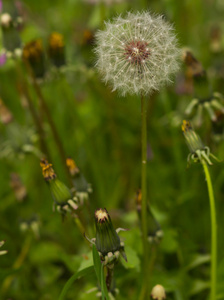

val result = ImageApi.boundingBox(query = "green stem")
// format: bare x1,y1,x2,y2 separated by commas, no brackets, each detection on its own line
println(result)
16,63,51,159
106,265,114,293
201,160,217,300
139,94,149,299
32,78,73,187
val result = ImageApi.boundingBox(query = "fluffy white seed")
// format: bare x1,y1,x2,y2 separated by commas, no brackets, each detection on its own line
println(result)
94,11,181,96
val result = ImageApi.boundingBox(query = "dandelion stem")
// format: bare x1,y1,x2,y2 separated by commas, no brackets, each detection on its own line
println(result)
16,63,51,159
106,265,114,292
32,77,73,186
201,160,217,300
140,94,149,298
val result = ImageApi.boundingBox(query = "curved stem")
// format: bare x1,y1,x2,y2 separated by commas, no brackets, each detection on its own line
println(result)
201,160,217,300
139,94,149,299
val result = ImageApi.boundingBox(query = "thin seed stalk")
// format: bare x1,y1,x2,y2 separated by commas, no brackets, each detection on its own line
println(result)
201,159,217,300
140,94,149,298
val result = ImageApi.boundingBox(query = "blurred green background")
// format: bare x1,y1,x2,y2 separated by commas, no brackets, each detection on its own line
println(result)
0,0,224,299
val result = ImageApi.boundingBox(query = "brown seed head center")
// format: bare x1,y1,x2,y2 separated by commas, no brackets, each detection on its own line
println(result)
124,40,150,64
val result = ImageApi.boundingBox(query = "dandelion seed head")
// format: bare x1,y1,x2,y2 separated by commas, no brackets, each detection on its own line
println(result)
95,11,180,96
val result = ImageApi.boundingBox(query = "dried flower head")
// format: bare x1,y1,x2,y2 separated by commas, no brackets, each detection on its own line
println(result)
23,39,45,78
48,32,66,68
66,157,80,177
95,11,180,96
40,159,56,181
66,157,92,204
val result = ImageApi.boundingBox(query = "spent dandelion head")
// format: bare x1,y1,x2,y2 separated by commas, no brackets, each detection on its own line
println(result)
48,32,66,68
95,11,180,96
23,39,45,78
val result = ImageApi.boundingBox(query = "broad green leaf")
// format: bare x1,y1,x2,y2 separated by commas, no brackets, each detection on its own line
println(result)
120,245,140,271
189,279,210,295
78,251,93,272
58,266,94,300
29,241,63,264
186,254,210,271
160,228,179,253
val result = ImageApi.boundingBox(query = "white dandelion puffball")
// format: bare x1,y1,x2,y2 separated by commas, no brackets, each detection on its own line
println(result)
95,11,180,96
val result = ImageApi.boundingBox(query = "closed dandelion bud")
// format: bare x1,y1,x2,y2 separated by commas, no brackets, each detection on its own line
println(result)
95,208,121,257
23,39,45,78
182,120,216,165
66,157,80,177
1,13,21,56
48,32,66,68
151,284,166,300
40,159,77,210
182,120,204,154
95,11,180,96
183,50,210,100
66,157,92,203
49,178,73,205
183,50,205,79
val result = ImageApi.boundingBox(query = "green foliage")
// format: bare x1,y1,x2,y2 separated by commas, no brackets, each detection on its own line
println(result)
0,0,224,299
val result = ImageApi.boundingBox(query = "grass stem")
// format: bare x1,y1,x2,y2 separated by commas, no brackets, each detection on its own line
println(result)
201,160,217,300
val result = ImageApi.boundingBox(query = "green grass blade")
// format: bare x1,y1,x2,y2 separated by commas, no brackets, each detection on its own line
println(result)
101,263,109,300
92,244,101,283
58,266,94,300
92,244,109,300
